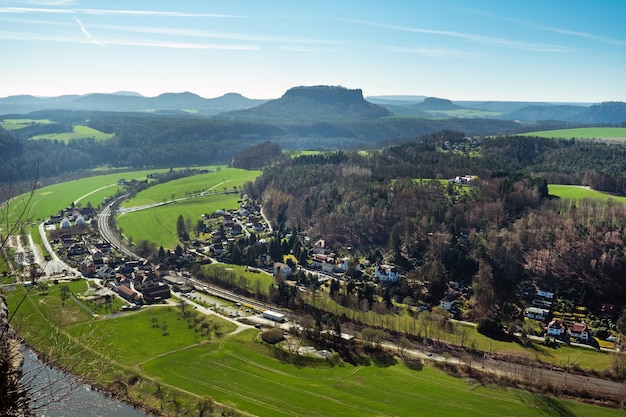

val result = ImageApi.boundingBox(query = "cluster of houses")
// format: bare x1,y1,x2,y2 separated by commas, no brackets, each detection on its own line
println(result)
203,201,270,255
45,203,95,230
442,137,482,153
50,226,171,306
99,260,171,304
448,175,476,185
309,240,351,275
524,289,593,343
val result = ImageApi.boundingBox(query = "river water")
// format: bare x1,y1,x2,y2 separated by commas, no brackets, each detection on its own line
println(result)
21,347,151,417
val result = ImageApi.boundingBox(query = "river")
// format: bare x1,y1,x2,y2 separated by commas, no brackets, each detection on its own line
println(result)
21,347,151,417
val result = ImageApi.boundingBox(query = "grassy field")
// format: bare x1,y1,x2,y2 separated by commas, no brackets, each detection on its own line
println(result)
116,168,260,249
1,168,179,227
201,263,276,295
548,184,626,203
30,125,115,142
5,281,624,417
0,118,54,130
522,127,626,140
121,167,259,208
0,119,114,142
142,332,622,417
117,192,243,249
66,306,237,366
424,109,502,118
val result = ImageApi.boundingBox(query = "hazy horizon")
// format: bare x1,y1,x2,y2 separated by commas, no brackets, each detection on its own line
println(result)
0,89,604,105
1,0,625,102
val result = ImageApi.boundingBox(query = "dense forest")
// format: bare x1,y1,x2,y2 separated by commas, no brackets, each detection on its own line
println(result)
244,134,626,318
0,109,524,188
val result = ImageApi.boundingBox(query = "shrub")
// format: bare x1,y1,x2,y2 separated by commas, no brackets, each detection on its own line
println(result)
261,328,285,345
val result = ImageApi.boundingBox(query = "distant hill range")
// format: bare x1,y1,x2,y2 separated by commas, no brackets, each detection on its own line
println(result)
0,91,267,116
1,87,624,124
217,86,391,121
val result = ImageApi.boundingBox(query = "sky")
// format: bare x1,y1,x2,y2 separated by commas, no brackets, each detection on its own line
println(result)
1,0,625,102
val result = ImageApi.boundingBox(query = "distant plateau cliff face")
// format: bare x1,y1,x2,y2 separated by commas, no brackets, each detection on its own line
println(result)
217,85,391,121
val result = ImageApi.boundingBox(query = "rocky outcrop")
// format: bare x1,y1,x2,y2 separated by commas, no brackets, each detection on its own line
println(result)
0,292,32,417
217,85,392,120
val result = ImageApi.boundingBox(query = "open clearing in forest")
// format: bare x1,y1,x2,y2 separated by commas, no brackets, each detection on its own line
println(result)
30,125,115,142
522,127,626,140
549,184,626,202
0,118,55,130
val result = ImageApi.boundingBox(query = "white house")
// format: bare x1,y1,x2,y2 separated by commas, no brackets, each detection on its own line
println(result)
273,262,293,280
375,264,400,282
439,293,457,311
338,257,351,272
525,307,550,320
569,322,590,342
536,290,554,299
546,319,566,337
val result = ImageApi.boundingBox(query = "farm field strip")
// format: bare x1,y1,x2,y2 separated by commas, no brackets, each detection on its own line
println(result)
141,339,621,417
522,127,626,140
5,281,623,417
0,118,54,130
121,167,259,208
30,125,115,142
1,168,173,224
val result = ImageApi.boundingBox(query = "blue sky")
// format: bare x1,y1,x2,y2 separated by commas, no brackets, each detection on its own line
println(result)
1,0,625,102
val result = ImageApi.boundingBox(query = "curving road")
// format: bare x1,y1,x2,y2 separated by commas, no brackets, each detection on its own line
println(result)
97,195,141,259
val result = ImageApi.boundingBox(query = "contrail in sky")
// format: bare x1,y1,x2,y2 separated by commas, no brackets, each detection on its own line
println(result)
75,17,106,47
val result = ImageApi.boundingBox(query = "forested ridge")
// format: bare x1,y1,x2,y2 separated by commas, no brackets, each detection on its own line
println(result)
244,134,626,317
0,110,522,186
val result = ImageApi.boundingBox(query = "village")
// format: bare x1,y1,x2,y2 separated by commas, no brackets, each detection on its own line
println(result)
22,191,618,353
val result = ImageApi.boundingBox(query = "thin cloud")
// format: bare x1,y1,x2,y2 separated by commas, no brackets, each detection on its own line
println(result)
0,6,244,19
540,26,626,47
101,39,259,50
10,0,77,3
0,29,259,50
79,9,244,18
75,17,106,47
457,7,626,47
89,23,346,47
340,17,574,53
280,46,341,52
388,46,481,58
0,7,73,14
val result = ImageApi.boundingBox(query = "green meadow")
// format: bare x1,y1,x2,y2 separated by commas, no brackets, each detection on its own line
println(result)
142,334,621,417
522,127,626,140
117,168,260,249
201,264,276,295
121,167,259,208
0,119,114,142
2,169,172,226
549,184,626,202
30,125,115,142
0,118,54,130
5,282,622,417
424,109,502,118
117,193,240,249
